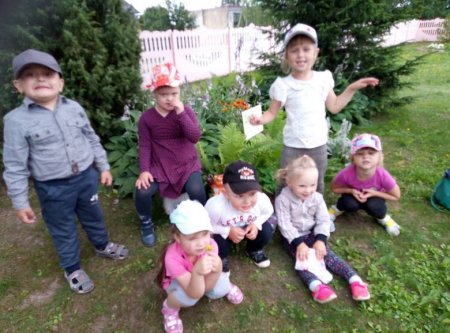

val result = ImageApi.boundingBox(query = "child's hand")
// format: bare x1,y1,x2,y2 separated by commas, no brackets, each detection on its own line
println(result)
361,188,377,200
249,114,261,125
193,254,215,276
313,240,327,260
244,224,258,240
208,252,222,273
229,227,246,244
296,242,310,261
349,77,379,91
352,189,367,203
135,171,154,190
100,170,113,186
16,208,37,224
173,100,185,115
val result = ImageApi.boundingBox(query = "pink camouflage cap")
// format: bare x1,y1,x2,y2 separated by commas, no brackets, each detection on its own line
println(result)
147,63,182,91
351,133,382,155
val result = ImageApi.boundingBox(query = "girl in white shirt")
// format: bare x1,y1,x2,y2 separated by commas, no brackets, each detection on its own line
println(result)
251,23,379,193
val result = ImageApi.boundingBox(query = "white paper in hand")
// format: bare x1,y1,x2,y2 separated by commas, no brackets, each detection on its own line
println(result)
242,104,263,140
295,248,333,284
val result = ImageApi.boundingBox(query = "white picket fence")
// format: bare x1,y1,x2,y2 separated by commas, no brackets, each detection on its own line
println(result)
139,25,276,87
382,18,445,46
139,19,445,87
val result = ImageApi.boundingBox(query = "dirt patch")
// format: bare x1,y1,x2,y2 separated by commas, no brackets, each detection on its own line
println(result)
19,278,62,309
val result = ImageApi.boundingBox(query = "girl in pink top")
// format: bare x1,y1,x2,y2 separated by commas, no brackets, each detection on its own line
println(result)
329,133,401,235
155,200,243,333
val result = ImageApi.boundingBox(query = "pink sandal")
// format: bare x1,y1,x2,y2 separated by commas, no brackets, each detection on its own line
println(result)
162,300,183,333
226,283,244,304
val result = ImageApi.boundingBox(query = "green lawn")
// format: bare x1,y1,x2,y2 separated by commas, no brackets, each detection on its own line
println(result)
0,43,449,333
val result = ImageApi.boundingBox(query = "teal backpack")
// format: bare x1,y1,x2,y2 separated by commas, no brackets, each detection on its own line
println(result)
430,169,450,213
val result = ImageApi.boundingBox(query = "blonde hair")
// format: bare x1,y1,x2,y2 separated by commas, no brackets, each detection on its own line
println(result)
276,155,317,185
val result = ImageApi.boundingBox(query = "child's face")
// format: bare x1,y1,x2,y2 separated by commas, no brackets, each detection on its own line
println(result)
285,36,319,75
223,183,258,212
287,168,318,201
13,64,64,108
352,148,382,171
174,230,211,258
153,86,180,113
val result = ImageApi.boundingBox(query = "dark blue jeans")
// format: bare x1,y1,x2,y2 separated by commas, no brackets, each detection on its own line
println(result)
213,221,273,258
134,171,206,223
34,166,109,269
337,194,387,219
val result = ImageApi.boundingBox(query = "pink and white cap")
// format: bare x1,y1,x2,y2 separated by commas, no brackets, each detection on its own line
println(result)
147,63,182,91
351,133,382,155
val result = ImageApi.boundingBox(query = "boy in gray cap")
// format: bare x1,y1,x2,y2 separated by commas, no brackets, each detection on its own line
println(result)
3,49,128,294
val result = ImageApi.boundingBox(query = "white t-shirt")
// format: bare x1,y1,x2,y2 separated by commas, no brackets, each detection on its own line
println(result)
205,192,274,239
269,70,334,148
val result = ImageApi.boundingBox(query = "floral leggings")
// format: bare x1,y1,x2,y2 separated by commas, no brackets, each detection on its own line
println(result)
282,233,357,286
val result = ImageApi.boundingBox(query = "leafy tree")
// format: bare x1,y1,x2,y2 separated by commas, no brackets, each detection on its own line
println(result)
239,0,275,26
139,1,197,31
257,0,429,123
166,1,197,30
0,0,143,138
140,6,171,31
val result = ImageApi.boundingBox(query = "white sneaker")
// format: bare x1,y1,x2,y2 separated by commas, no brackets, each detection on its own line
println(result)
328,205,343,222
378,215,401,236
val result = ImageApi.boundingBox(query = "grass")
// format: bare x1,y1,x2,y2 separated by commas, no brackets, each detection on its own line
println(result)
0,43,449,333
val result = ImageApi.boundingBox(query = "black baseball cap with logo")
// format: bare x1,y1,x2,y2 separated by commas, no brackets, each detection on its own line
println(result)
223,160,262,194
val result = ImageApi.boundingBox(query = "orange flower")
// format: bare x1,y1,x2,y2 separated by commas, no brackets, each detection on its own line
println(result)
232,99,250,110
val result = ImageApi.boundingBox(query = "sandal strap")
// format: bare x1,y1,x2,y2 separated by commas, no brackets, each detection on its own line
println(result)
96,241,129,260
226,284,244,304
64,269,94,294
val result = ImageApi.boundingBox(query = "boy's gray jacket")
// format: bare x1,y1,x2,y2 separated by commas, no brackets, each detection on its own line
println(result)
3,96,110,210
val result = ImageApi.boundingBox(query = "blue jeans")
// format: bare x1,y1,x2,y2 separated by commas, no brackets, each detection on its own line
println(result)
34,166,109,269
337,194,387,219
134,171,206,222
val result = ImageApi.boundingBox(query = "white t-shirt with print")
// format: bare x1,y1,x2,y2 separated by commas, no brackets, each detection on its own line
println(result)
205,192,274,239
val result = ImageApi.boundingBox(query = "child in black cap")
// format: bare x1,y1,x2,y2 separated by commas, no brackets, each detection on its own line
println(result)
3,49,128,294
204,160,274,273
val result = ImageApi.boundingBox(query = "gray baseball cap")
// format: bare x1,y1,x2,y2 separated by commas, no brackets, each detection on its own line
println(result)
284,23,318,49
13,49,62,79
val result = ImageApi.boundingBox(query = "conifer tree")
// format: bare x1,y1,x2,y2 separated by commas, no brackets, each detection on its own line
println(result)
0,0,142,138
258,0,428,115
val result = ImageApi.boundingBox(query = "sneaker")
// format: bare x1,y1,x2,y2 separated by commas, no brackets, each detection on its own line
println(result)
378,215,400,236
141,223,156,247
350,281,371,301
247,250,270,268
226,283,244,304
328,205,343,222
312,284,337,304
162,300,183,333
222,257,230,273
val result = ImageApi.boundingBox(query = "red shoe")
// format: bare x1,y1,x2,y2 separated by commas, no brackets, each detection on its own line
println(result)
350,281,371,301
312,284,337,304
